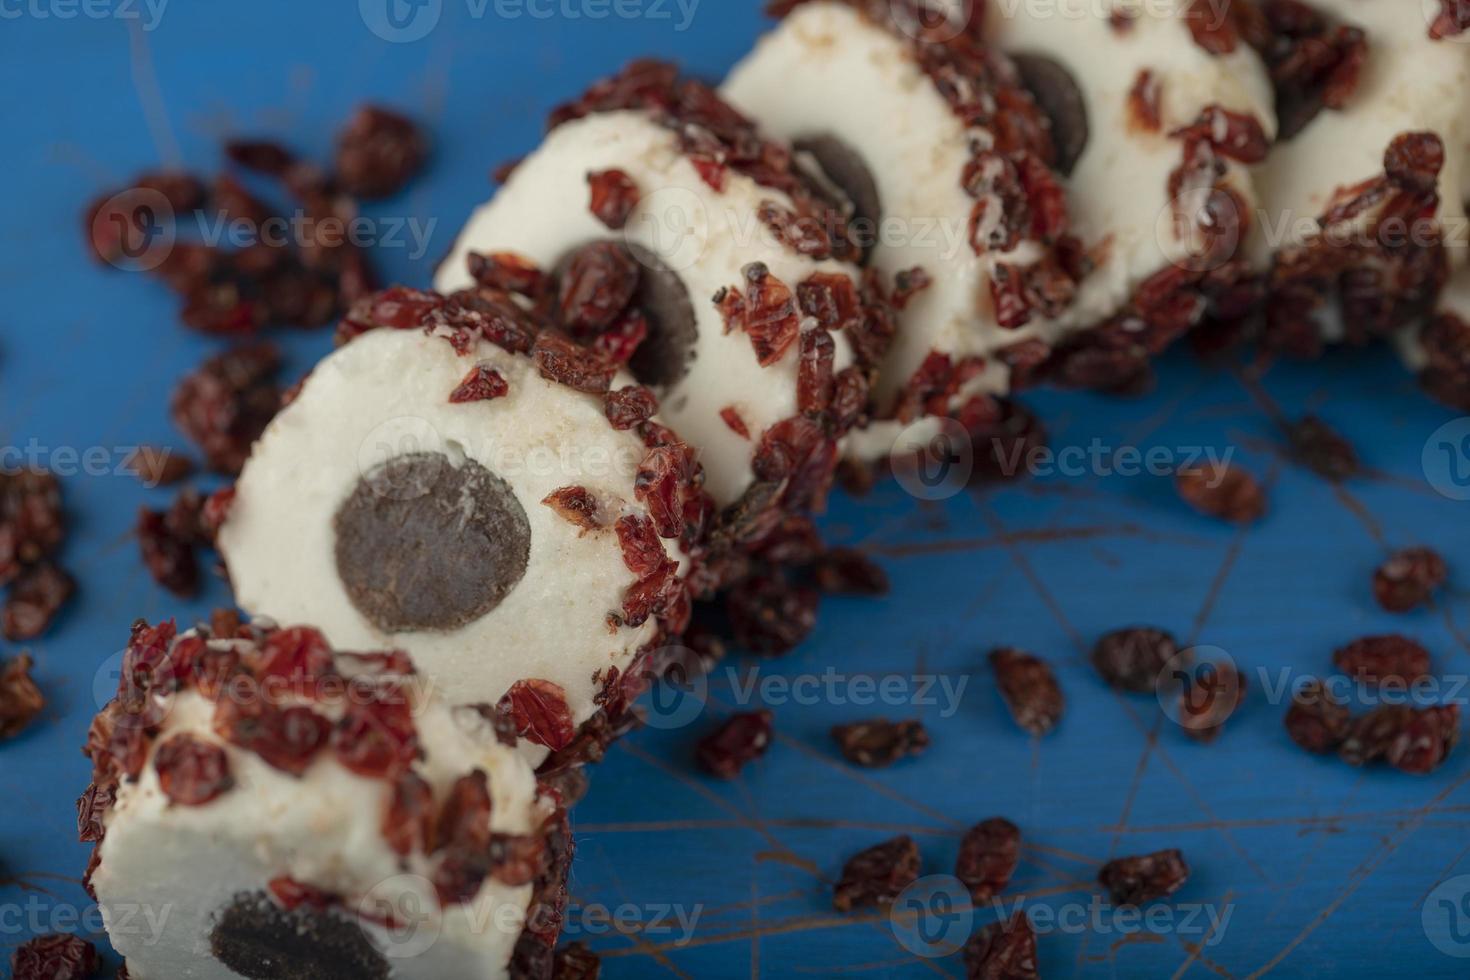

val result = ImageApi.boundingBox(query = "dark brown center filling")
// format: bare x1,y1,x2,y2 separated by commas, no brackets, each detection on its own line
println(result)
210,891,389,980
1011,53,1089,177
334,452,531,633
793,134,882,263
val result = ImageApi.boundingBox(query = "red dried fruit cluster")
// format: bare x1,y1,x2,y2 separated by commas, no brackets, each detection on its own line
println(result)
1373,547,1447,613
1339,703,1460,774
990,647,1065,736
830,718,929,767
1283,679,1352,753
171,342,283,475
1176,462,1267,524
1,468,73,642
334,106,429,200
550,60,859,262
614,514,685,629
1268,132,1449,355
1099,849,1190,905
832,834,920,912
0,653,44,740
136,487,218,598
956,817,1021,902
696,709,774,778
10,933,99,980
1252,0,1367,140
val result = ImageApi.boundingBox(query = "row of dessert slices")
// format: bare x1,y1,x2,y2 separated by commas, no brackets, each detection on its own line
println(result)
81,1,1470,976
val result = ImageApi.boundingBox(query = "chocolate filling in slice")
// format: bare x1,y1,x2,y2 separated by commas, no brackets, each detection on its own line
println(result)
210,891,390,980
334,452,531,633
1011,53,1089,177
793,135,881,262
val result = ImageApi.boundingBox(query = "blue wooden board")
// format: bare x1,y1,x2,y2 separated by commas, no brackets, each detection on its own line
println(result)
4,3,1470,976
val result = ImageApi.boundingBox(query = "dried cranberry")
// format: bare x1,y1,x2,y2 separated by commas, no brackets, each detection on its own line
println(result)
1373,548,1447,613
383,771,435,857
990,647,1064,736
213,694,331,776
604,385,659,430
1176,463,1266,524
533,333,616,394
965,911,1039,980
832,835,920,912
1287,415,1359,482
2,562,75,640
154,733,234,806
797,328,836,416
334,105,427,199
171,343,282,475
830,719,929,767
587,168,641,230
76,781,115,843
542,486,602,530
136,508,199,598
500,679,577,751
449,365,509,403
615,515,667,578
1128,70,1162,131
1091,627,1181,693
727,575,819,656
758,200,835,259
1385,132,1445,193
1284,678,1352,754
720,263,802,366
719,406,751,439
1388,704,1460,775
796,272,862,331
332,684,419,779
467,252,545,296
1098,849,1190,905
810,548,889,596
635,444,697,539
0,653,44,739
1,468,65,573
696,710,774,779
956,817,1021,903
557,242,640,334
11,933,98,980
890,267,932,310
1333,635,1432,684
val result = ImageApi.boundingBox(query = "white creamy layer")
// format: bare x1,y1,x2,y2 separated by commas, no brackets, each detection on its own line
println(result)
985,0,1276,308
218,327,666,765
434,109,857,506
94,679,541,979
1257,0,1470,278
725,1,1037,409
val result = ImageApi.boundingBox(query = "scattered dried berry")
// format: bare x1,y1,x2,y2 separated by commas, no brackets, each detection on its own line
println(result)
965,910,1039,980
137,507,199,598
10,933,98,980
830,719,929,768
1098,849,1190,906
1340,703,1460,774
449,364,509,404
1176,462,1266,524
1373,548,1447,613
2,562,75,640
587,169,641,230
0,653,44,739
810,548,889,596
170,343,282,475
1284,678,1352,754
1287,415,1359,482
335,106,428,199
1091,627,1181,693
832,835,921,912
990,648,1064,736
726,575,819,656
956,817,1021,902
500,679,577,752
1,468,65,580
153,733,234,806
696,710,773,779
1333,635,1432,685
125,446,195,487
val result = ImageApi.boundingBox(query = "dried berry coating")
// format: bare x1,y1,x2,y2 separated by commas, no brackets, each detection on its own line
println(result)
1091,627,1181,693
832,834,921,912
1098,849,1190,906
697,710,774,779
955,817,1021,903
1373,548,1447,613
990,648,1064,736
830,719,929,767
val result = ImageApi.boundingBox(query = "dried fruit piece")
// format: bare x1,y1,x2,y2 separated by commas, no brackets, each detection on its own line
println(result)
332,685,419,779
125,446,194,487
552,941,601,979
170,343,282,475
587,168,641,230
11,933,99,980
990,648,1064,736
1373,547,1447,613
335,105,428,199
1287,415,1359,482
1333,635,1432,685
1388,704,1460,775
810,548,889,596
448,365,509,403
830,719,929,767
1098,849,1189,905
533,333,616,394
154,733,235,806
832,835,920,912
718,263,802,366
3,562,76,640
604,385,659,430
0,653,44,739
727,575,818,656
1175,462,1266,524
541,487,602,531
383,772,435,857
1284,678,1352,754
557,242,640,334
696,710,773,778
965,910,1039,980
137,508,199,598
500,679,577,751
955,817,1021,903
1091,627,1181,693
